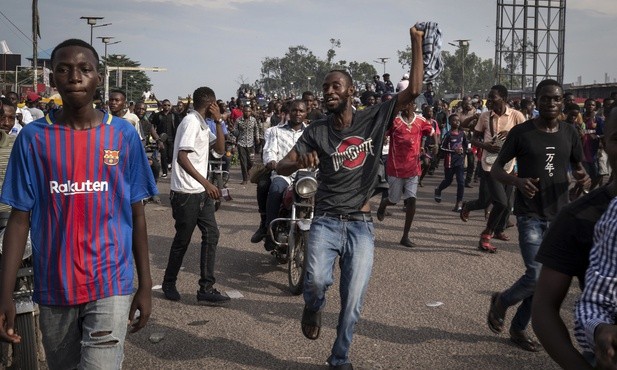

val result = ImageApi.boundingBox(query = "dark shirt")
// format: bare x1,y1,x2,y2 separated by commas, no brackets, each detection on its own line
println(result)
496,120,584,220
293,98,397,214
150,111,178,140
535,186,613,289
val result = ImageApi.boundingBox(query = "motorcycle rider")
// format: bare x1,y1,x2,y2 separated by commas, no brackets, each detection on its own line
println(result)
135,101,164,203
259,99,308,252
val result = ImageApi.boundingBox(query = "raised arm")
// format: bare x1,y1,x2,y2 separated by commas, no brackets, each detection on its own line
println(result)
394,26,424,113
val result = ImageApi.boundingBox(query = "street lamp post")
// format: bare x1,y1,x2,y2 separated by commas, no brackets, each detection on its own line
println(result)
374,57,390,75
306,76,313,92
98,36,121,104
126,75,133,102
80,16,109,45
449,39,470,98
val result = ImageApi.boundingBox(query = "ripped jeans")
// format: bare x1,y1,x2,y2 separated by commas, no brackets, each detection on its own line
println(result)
39,295,131,370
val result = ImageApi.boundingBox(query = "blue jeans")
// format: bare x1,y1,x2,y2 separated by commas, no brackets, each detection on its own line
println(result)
39,295,132,370
164,191,219,292
499,216,548,331
303,215,375,366
265,177,289,228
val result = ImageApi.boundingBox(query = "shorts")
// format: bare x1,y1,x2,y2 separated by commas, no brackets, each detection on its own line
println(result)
387,176,418,204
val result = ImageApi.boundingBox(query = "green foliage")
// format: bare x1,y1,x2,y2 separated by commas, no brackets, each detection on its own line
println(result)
257,40,377,97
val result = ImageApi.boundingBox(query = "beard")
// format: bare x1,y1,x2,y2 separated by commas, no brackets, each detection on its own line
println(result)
326,98,349,114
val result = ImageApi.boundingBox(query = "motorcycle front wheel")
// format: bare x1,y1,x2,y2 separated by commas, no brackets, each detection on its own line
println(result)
288,229,307,295
13,312,38,369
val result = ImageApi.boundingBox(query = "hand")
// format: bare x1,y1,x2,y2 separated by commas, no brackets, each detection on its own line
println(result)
516,177,540,199
266,160,277,170
0,300,20,344
431,147,438,156
205,181,221,200
455,147,464,154
573,170,591,191
410,26,424,38
128,286,151,334
297,151,319,170
496,130,509,141
157,141,165,151
208,102,221,122
595,324,617,370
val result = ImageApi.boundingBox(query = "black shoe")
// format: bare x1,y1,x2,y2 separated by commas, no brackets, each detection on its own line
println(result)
465,182,474,188
434,188,442,203
251,227,267,243
162,284,181,301
197,288,230,304
264,238,276,251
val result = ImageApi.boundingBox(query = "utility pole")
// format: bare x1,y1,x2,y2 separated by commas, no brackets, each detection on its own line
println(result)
98,37,121,104
374,57,390,75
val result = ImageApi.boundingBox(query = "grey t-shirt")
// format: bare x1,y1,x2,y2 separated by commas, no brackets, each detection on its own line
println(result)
294,98,397,215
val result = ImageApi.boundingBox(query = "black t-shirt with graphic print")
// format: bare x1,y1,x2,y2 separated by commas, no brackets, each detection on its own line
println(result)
496,119,583,220
293,98,397,215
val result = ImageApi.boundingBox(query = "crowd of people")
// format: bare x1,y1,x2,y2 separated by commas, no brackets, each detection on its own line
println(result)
0,26,616,370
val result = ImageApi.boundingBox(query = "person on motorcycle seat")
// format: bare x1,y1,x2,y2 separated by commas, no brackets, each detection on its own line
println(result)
259,99,308,252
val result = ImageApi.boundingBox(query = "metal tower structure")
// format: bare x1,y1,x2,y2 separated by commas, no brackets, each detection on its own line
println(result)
494,0,566,95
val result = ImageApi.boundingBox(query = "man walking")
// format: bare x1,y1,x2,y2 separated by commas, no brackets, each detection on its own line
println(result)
149,99,179,178
487,79,589,352
277,25,425,369
162,87,230,304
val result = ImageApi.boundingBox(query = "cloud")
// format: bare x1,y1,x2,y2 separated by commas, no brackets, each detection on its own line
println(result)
133,0,279,10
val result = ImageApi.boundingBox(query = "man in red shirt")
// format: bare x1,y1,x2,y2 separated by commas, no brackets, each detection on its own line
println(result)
377,101,435,247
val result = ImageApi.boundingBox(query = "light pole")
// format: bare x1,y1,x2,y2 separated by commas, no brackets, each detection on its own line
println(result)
98,36,121,104
290,81,294,97
374,57,389,75
126,75,133,102
80,16,109,45
449,39,470,98
306,76,313,92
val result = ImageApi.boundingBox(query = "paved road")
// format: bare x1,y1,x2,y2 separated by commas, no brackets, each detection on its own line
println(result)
120,165,574,370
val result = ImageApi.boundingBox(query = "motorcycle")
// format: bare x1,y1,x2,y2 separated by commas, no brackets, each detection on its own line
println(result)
268,169,318,295
208,155,230,212
0,213,39,370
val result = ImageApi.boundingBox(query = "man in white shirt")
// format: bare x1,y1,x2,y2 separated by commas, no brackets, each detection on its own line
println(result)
162,86,230,304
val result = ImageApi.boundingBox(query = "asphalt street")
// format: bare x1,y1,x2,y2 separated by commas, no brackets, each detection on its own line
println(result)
118,165,575,370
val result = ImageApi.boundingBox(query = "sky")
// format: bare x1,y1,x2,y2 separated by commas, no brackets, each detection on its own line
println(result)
1,0,616,102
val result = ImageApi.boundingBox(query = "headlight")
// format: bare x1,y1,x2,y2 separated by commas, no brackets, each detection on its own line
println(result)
295,176,318,198
0,229,33,260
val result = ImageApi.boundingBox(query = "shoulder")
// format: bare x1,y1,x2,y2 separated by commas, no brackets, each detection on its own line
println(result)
509,109,526,122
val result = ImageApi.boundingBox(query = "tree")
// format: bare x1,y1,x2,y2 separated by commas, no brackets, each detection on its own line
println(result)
397,45,497,98
258,40,377,97
102,54,152,102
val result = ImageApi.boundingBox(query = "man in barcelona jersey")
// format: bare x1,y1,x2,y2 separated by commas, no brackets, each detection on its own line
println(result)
0,39,157,369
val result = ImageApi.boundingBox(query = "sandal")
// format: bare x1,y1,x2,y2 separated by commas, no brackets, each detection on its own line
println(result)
478,234,497,253
493,232,510,241
301,305,321,340
487,293,505,334
459,202,470,222
509,329,542,352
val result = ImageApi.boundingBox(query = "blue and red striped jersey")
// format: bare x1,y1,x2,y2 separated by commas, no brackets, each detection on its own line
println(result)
0,111,157,306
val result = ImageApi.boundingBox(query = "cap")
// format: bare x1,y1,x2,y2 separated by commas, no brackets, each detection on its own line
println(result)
26,92,40,102
403,73,409,79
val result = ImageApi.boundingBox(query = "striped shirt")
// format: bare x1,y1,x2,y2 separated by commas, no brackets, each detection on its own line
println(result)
0,111,157,306
575,196,617,352
263,122,307,182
